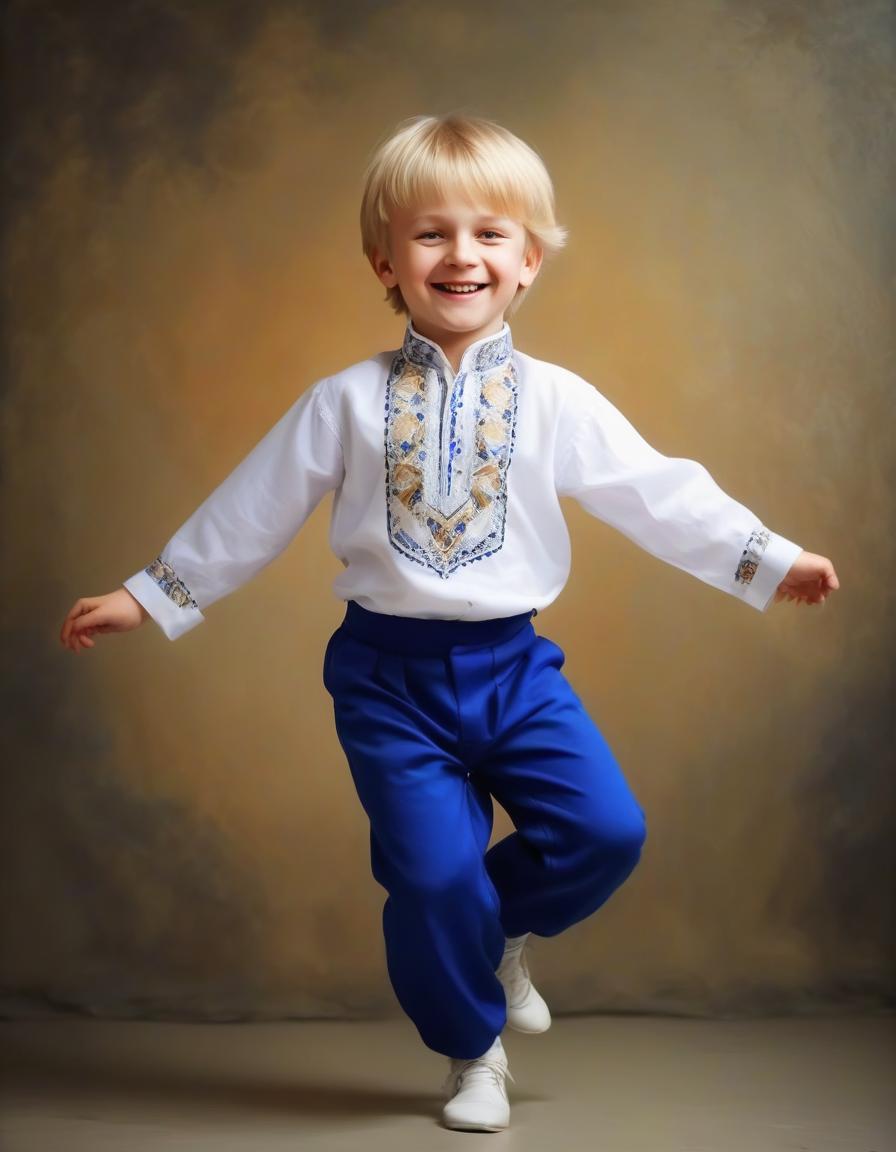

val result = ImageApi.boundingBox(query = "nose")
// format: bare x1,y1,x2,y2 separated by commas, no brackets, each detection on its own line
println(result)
445,232,478,267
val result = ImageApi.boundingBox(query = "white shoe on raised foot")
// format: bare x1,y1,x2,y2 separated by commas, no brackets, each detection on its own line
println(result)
497,932,552,1033
441,1035,515,1132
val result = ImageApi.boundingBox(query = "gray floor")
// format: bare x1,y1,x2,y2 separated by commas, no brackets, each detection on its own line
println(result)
1,1013,894,1150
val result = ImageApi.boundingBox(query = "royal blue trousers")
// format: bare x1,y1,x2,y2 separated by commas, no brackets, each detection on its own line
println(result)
323,601,647,1060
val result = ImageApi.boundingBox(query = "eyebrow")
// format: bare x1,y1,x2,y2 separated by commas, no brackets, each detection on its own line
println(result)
410,213,513,226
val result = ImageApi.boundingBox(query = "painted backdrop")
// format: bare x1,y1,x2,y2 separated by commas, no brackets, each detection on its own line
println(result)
3,0,892,1019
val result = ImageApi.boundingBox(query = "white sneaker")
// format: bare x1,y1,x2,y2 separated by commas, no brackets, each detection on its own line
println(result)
497,933,552,1033
441,1035,515,1132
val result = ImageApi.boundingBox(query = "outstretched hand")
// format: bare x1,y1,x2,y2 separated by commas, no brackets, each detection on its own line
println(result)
774,551,839,607
60,588,149,652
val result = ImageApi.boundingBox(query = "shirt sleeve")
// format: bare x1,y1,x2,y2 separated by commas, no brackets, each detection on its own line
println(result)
122,377,344,640
554,371,803,612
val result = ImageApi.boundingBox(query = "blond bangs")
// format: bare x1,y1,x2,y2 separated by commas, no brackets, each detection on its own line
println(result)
375,142,538,231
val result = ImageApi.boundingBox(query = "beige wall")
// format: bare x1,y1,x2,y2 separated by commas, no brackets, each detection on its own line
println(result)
3,0,892,1020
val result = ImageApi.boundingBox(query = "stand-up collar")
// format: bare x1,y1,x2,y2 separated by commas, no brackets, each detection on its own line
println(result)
402,320,514,377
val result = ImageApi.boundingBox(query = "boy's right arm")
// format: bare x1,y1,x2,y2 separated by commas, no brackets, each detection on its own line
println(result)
61,378,344,649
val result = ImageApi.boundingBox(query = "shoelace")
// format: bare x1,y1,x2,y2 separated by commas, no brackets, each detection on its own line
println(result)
444,1054,516,1098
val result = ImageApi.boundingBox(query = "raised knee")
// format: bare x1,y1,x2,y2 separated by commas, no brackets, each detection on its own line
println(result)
581,808,646,866
620,811,647,861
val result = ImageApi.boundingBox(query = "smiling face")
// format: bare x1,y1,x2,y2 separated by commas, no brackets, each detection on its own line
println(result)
370,197,543,371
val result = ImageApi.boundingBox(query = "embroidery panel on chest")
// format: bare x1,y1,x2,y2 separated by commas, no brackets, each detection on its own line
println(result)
384,353,519,578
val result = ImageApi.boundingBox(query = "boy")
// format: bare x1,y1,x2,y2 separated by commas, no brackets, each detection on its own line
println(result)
61,113,839,1133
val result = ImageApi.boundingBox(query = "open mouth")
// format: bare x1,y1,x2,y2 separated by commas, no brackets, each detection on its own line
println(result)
432,283,489,295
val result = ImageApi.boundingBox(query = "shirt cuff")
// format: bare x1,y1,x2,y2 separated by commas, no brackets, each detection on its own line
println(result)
123,567,205,641
735,530,804,613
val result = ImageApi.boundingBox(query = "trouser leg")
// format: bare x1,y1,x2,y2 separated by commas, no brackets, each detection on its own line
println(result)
324,629,506,1059
468,633,648,939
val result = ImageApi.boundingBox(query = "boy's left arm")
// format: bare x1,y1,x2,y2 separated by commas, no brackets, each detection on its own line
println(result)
554,372,839,611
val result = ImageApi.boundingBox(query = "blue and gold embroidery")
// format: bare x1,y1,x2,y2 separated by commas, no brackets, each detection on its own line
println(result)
384,324,518,578
735,526,770,585
145,556,199,608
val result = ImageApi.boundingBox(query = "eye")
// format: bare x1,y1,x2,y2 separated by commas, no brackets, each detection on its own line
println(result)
418,231,442,240
480,230,504,240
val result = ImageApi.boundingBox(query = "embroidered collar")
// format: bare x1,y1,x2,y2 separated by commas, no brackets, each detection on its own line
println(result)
402,320,514,378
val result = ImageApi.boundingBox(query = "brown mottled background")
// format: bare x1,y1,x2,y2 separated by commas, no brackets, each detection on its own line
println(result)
2,0,893,1021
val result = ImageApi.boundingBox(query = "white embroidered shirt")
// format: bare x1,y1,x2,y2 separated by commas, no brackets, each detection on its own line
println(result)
124,321,803,641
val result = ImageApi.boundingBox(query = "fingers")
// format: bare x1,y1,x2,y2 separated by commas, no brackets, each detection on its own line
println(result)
69,630,95,652
780,582,832,605
61,601,99,653
819,559,839,593
61,599,88,648
784,589,825,606
64,622,90,653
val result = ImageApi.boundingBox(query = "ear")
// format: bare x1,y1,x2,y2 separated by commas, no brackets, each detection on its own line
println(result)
518,240,544,288
370,247,399,289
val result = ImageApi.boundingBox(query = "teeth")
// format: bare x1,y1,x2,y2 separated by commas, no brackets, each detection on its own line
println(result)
438,284,483,293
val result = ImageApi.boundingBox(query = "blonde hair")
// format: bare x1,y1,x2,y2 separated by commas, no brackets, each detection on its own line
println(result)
360,113,567,317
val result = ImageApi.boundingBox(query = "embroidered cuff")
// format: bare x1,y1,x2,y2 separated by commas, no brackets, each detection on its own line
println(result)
145,556,199,608
123,562,205,641
734,527,770,586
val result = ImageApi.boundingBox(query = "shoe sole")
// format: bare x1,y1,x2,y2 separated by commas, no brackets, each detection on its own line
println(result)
442,1119,509,1132
506,1018,551,1034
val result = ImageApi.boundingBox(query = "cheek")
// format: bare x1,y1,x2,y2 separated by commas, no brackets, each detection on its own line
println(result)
494,255,525,286
403,252,437,284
